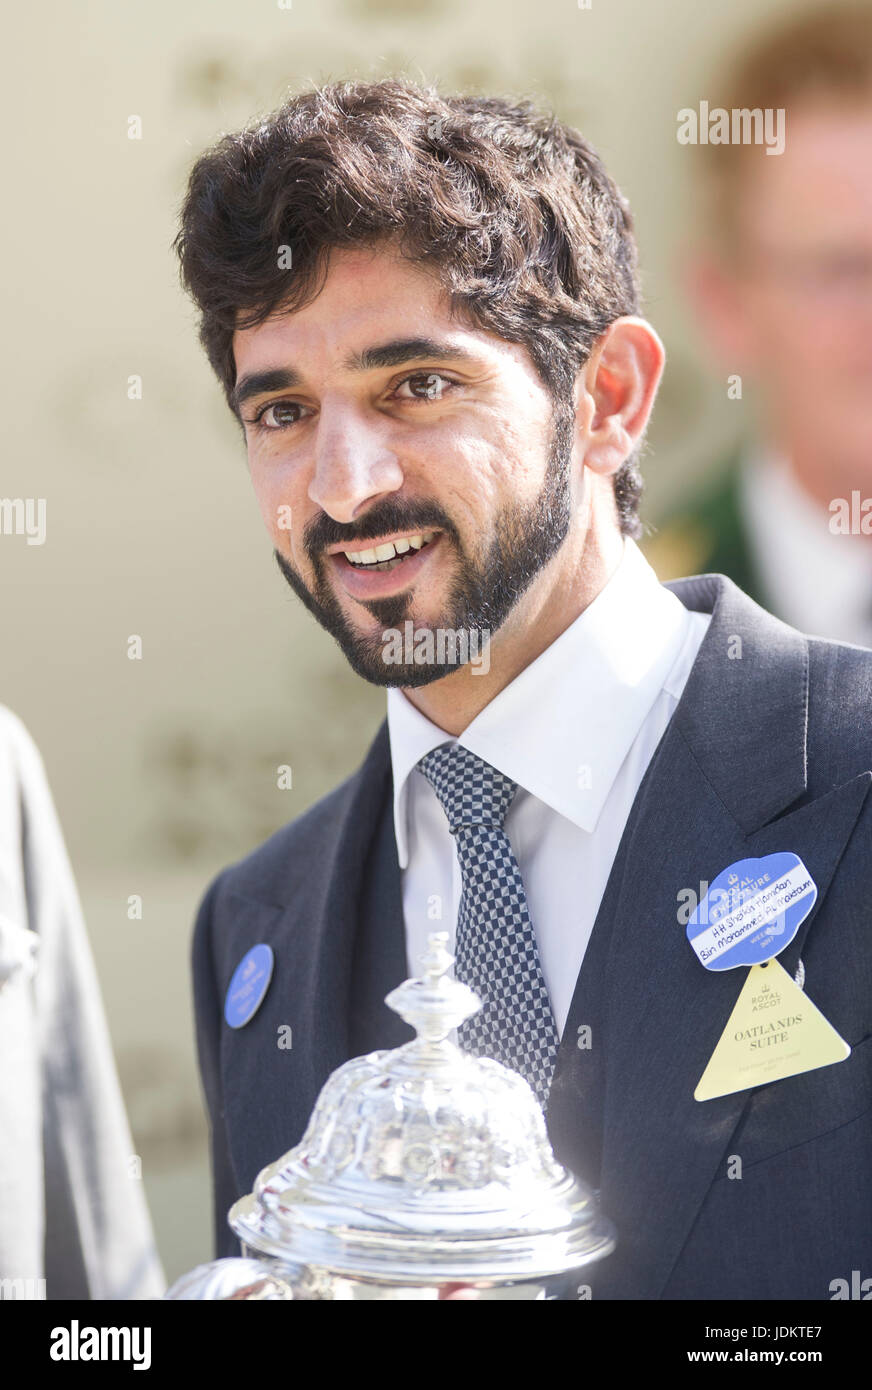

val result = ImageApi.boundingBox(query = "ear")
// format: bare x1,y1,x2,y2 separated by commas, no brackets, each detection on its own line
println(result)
579,317,665,477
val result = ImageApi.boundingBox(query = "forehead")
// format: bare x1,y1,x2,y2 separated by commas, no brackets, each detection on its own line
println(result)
739,102,872,245
231,244,520,379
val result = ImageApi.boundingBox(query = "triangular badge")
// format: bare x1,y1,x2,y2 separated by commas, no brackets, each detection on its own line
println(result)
695,958,850,1102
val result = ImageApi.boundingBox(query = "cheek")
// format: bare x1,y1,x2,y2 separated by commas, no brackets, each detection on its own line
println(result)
249,459,305,555
743,293,819,382
441,421,546,514
249,472,282,539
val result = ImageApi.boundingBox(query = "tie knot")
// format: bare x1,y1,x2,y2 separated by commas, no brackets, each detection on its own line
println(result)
416,743,517,833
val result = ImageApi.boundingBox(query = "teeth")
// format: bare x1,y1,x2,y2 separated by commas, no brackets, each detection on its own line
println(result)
343,531,435,565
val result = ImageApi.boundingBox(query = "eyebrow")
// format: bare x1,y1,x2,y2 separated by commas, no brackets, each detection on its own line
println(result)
231,337,482,414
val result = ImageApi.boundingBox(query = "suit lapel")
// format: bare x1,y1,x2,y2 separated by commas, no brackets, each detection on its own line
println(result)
348,769,416,1055
222,721,396,1186
591,740,869,1299
547,572,871,1299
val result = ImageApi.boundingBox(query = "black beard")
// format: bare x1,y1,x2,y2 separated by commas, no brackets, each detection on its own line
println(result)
273,400,575,687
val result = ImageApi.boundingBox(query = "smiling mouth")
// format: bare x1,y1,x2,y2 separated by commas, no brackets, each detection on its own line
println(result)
338,530,439,573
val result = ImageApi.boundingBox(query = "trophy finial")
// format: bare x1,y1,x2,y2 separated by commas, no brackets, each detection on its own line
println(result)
419,931,452,984
385,931,481,1043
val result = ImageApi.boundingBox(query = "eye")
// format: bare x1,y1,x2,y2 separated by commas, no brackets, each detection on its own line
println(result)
392,371,457,402
247,400,309,432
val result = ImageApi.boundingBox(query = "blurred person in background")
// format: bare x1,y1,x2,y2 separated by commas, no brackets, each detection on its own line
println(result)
649,2,872,648
0,705,165,1299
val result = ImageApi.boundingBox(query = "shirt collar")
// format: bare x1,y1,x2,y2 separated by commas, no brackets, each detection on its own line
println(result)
386,536,693,869
739,445,872,625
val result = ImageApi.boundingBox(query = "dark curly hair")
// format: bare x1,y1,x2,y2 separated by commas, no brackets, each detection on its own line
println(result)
174,78,646,537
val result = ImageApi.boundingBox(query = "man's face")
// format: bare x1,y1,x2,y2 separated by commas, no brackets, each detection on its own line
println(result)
232,245,577,686
720,104,872,472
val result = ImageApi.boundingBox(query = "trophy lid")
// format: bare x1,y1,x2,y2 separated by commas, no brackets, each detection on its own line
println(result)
229,933,615,1283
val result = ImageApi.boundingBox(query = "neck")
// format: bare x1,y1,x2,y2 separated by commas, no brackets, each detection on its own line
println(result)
398,512,626,736
774,438,872,534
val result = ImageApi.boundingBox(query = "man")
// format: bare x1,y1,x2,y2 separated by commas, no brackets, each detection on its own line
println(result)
648,3,872,648
176,80,872,1300
0,705,165,1300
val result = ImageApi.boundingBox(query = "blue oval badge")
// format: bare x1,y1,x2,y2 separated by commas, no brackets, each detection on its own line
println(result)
224,944,275,1028
687,851,817,972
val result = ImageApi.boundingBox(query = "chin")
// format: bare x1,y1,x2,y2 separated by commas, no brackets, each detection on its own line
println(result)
342,646,472,689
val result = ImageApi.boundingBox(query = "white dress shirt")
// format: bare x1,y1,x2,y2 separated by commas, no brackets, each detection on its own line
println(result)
739,447,872,649
386,536,712,1038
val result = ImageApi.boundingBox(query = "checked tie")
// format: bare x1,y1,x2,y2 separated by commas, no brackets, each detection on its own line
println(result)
416,742,560,1106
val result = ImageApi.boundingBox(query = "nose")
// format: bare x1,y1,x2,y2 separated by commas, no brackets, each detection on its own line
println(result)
307,401,405,523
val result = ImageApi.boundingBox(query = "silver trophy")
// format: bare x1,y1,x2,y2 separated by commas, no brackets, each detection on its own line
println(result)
167,932,615,1300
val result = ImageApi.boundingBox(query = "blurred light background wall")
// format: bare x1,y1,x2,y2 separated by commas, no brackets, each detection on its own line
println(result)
0,0,811,1283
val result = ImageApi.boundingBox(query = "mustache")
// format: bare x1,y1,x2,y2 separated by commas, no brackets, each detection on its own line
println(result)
304,501,460,560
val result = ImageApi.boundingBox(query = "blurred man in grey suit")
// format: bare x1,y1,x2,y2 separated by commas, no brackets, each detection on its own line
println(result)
0,705,165,1300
